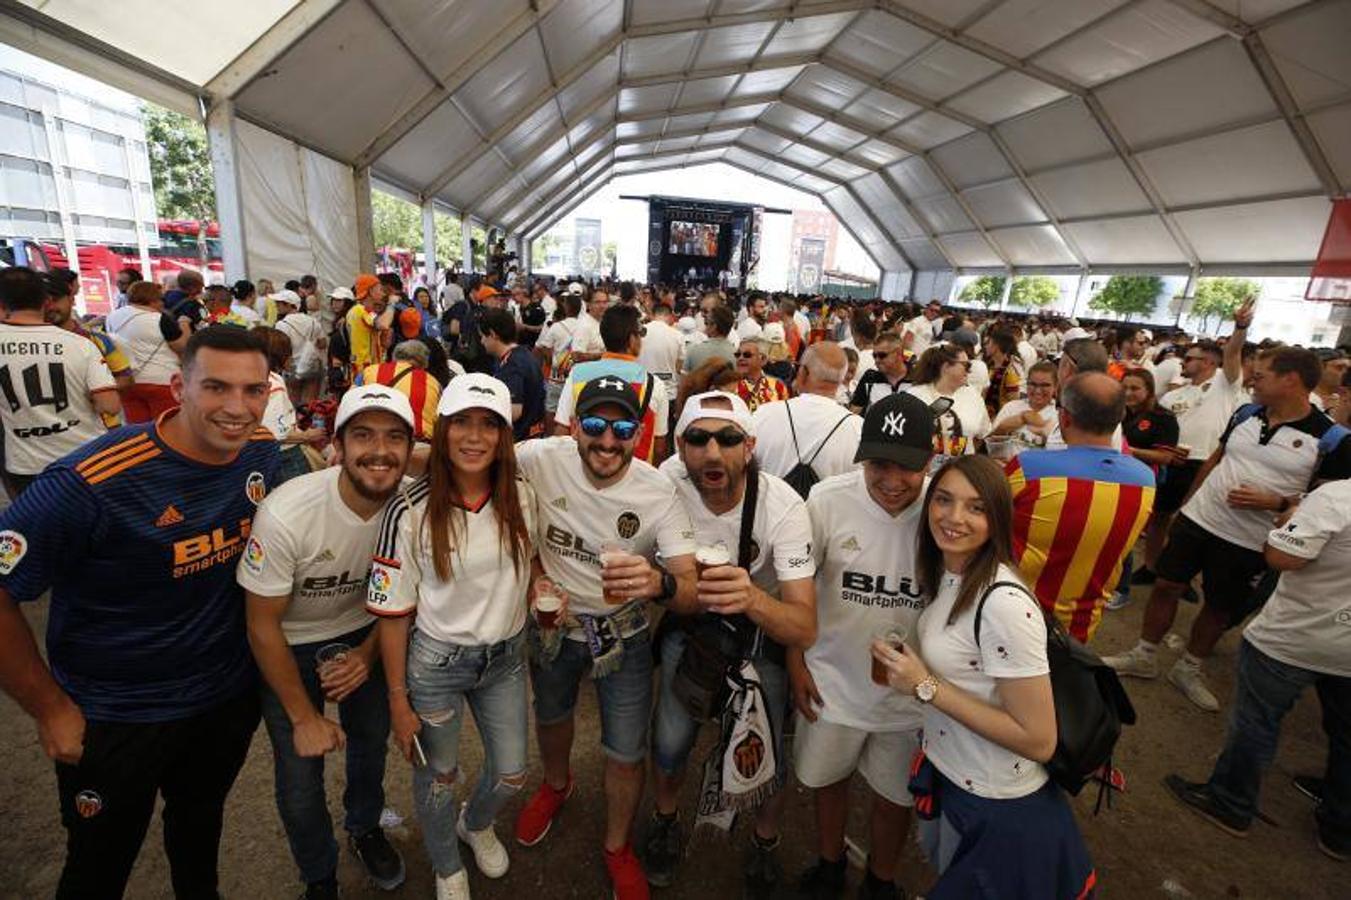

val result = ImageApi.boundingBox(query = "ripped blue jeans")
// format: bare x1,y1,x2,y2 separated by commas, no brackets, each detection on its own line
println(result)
406,627,528,877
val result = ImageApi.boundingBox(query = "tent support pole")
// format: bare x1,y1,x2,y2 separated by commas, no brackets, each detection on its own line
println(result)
422,198,437,288
354,166,374,275
205,100,248,283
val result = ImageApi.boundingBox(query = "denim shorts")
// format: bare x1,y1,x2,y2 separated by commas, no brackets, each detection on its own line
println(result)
651,627,788,776
529,628,653,764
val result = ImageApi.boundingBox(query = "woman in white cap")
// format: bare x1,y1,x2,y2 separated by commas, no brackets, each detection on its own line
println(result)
369,374,543,900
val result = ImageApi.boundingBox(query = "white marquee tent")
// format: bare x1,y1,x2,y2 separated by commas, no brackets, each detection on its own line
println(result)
2,0,1347,298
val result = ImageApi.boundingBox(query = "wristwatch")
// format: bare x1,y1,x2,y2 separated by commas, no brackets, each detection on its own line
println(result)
914,675,941,704
655,567,677,603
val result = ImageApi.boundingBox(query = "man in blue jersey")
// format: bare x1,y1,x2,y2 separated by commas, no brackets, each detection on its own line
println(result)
0,326,280,899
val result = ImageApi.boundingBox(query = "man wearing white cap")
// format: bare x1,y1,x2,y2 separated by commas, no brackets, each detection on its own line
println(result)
275,289,328,405
643,392,816,896
238,384,416,898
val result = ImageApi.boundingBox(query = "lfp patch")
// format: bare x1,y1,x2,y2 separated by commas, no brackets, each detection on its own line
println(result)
243,536,266,576
0,530,27,574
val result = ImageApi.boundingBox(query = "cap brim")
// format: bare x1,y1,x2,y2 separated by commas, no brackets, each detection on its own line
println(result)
577,397,641,420
853,442,932,471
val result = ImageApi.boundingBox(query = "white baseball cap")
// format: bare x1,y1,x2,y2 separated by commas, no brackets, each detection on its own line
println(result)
329,286,355,301
675,391,755,438
270,289,302,308
437,373,513,424
334,383,416,432
566,281,586,296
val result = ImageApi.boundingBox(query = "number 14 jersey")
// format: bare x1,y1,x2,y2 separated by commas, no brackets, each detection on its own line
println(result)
0,321,115,475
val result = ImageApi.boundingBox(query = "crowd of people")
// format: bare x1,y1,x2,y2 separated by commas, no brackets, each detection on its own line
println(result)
0,260,1348,900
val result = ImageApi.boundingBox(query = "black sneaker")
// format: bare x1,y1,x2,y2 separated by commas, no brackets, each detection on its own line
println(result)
744,835,783,900
1317,817,1351,862
857,870,903,900
349,827,405,891
641,812,683,888
300,877,339,900
1294,775,1325,804
1131,567,1157,586
798,857,847,899
1164,775,1250,838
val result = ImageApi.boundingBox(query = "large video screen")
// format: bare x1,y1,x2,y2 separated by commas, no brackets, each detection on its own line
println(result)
668,220,720,257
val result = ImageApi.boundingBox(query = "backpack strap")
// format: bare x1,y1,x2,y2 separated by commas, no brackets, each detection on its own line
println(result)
807,413,853,467
1318,423,1350,457
973,580,1039,648
1231,402,1261,428
786,401,804,464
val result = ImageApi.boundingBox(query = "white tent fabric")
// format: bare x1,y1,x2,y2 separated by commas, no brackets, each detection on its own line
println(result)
5,0,1347,285
236,118,359,291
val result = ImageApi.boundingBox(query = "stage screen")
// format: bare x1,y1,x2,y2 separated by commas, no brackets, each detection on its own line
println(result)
668,221,719,256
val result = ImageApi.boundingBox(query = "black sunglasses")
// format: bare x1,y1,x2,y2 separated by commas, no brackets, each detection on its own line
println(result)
735,351,757,359
682,426,746,448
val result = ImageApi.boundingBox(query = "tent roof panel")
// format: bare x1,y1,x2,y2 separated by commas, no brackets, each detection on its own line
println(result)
1031,0,1224,87
14,0,1338,272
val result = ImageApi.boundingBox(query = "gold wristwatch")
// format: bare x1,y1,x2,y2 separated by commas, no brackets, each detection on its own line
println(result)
914,674,940,703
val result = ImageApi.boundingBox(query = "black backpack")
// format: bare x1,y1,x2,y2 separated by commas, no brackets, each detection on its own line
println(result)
782,402,851,500
974,581,1136,800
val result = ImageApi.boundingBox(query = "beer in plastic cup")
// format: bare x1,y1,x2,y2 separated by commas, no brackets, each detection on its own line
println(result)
870,630,906,686
316,642,351,676
600,539,631,605
535,581,562,629
695,541,732,579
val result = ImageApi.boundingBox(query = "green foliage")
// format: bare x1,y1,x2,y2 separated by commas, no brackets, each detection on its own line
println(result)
959,275,1007,308
1088,275,1163,320
371,191,461,264
1190,277,1260,332
1009,275,1059,308
532,231,562,269
144,105,215,222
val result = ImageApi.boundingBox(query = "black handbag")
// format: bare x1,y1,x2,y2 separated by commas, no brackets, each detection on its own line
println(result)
975,581,1137,798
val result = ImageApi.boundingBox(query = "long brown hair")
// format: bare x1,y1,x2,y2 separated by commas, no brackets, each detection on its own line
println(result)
915,455,1018,623
911,343,966,386
422,413,531,581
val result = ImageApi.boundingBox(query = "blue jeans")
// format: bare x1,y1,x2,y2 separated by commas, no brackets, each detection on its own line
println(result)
407,628,528,877
1208,639,1351,841
259,624,389,884
529,628,653,763
651,628,788,777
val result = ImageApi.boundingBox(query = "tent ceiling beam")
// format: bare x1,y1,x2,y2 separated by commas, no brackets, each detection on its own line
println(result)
625,0,873,40
467,126,620,223
203,0,344,103
747,121,880,173
616,91,782,124
516,154,616,236
354,0,567,167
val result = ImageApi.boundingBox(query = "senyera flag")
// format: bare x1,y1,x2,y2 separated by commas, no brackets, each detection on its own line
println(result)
1307,198,1351,302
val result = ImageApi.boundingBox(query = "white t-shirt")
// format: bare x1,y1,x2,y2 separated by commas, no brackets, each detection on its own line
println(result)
106,305,180,385
1152,356,1182,396
751,394,863,482
540,294,557,317
261,372,295,440
0,322,116,475
366,475,535,645
236,467,380,645
904,382,991,461
736,317,764,341
516,437,696,618
904,315,935,356
439,281,465,308
1247,479,1351,677
1183,407,1345,551
967,358,991,396
1159,370,1243,460
806,471,926,731
1017,340,1038,373
992,398,1057,446
230,302,262,325
277,312,325,373
637,318,684,382
851,348,876,391
660,459,815,595
916,564,1050,799
570,311,605,356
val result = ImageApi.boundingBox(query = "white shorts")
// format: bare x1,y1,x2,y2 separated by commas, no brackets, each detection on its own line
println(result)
793,715,920,806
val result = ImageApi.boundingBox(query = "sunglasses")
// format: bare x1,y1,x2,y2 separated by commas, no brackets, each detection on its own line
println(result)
735,351,757,359
682,426,746,447
579,416,640,441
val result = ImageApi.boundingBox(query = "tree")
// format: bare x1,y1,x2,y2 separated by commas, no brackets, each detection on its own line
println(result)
1088,275,1162,320
602,240,617,275
1190,277,1260,334
532,231,562,269
1009,276,1059,308
371,191,420,249
959,275,1007,308
143,104,215,263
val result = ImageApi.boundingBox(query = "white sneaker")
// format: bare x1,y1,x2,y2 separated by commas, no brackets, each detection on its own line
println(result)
1103,645,1158,679
1168,660,1220,712
1105,591,1133,611
436,869,471,900
457,805,509,878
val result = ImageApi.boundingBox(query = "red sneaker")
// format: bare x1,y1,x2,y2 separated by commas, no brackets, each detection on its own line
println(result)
604,844,650,900
514,775,573,846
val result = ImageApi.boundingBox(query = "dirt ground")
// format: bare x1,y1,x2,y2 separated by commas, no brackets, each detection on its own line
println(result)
0,581,1342,900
